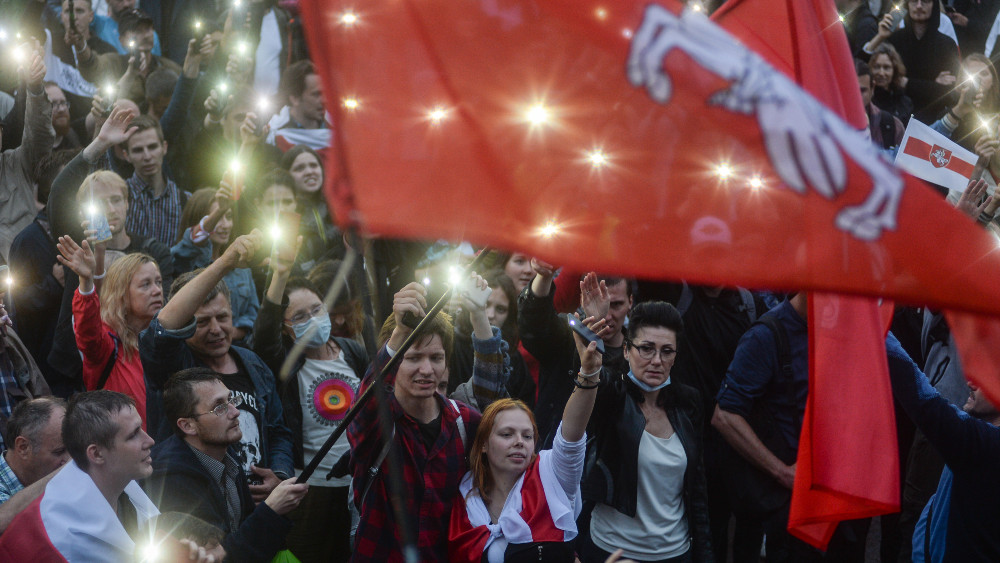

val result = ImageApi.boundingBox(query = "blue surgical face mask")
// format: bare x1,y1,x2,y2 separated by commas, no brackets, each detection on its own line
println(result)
293,314,332,348
626,370,670,393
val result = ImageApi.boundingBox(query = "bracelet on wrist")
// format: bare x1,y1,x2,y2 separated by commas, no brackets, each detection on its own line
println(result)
578,367,601,379
573,378,600,390
93,271,106,280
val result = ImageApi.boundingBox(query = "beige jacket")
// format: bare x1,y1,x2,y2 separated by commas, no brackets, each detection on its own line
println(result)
0,90,54,263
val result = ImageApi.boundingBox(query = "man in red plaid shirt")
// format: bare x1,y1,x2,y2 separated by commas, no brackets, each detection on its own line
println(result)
348,282,482,562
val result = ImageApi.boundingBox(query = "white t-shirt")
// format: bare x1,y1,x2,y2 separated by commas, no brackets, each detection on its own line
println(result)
590,430,690,560
254,9,282,97
297,353,360,487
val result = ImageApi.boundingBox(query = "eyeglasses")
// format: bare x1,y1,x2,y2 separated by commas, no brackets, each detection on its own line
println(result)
51,100,69,109
285,304,325,326
189,394,242,418
627,340,677,362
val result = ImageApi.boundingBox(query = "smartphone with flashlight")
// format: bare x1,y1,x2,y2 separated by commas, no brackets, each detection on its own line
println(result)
88,206,113,243
253,112,268,137
101,85,117,115
273,211,301,263
890,6,904,31
564,313,606,354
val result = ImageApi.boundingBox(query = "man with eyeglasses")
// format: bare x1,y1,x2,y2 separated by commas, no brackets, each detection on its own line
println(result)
144,367,308,562
42,83,82,151
713,293,868,562
140,230,295,503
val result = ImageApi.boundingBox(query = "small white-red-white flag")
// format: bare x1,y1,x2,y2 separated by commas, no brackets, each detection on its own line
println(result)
895,118,977,192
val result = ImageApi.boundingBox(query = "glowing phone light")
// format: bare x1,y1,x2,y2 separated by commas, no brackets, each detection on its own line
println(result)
525,104,550,126
748,176,764,189
341,12,359,25
715,163,733,180
427,107,448,123
342,97,360,110
539,222,561,237
586,150,609,167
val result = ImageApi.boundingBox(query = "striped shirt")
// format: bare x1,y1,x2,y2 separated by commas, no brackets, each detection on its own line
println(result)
125,174,190,246
0,452,24,504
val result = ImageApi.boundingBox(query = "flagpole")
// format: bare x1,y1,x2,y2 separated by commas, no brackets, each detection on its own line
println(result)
295,245,492,484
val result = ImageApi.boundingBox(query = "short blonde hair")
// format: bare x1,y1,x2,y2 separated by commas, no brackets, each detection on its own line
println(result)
76,170,129,203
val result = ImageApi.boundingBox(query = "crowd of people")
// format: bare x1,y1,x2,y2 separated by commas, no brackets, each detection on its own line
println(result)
0,0,993,561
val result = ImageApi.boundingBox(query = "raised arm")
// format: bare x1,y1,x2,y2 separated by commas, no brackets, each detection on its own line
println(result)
885,332,1000,467
14,51,54,176
156,230,263,330
253,232,303,372
560,314,607,442
463,274,509,408
160,39,204,145
49,107,139,240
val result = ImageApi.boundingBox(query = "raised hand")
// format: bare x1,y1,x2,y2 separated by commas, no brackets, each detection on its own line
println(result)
182,38,202,78
26,52,45,90
239,112,268,146
580,272,610,322
391,282,428,343
269,235,302,277
55,236,96,281
955,178,993,221
571,314,607,375
222,229,264,269
96,105,138,147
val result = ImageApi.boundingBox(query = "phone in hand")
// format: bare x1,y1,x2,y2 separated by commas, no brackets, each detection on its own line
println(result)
401,277,448,328
890,7,904,31
273,211,301,263
88,207,113,243
564,313,606,354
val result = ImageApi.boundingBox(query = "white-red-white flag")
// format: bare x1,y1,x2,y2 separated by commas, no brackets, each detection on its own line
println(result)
895,118,977,192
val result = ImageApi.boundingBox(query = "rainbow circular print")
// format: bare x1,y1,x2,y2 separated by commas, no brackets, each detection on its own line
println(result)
309,375,358,425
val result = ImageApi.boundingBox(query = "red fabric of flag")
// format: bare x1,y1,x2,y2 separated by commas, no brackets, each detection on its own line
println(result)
297,0,1000,321
711,0,899,549
788,293,897,548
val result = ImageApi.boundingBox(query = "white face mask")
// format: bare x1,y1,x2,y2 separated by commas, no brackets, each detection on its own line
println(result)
293,314,332,349
627,370,671,392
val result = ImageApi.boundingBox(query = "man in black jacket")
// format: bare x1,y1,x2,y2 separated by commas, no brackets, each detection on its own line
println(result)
144,368,307,563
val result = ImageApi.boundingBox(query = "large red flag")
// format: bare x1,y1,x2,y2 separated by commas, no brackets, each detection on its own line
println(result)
297,0,1000,549
298,0,1000,325
709,0,899,548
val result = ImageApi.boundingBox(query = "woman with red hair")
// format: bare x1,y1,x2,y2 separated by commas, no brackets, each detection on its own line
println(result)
448,290,604,562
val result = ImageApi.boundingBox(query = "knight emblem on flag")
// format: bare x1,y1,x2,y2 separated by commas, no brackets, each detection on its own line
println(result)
930,145,952,168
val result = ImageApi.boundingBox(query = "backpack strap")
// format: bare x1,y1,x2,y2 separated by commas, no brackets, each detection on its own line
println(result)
449,398,467,449
755,315,792,379
96,332,121,390
359,426,395,508
738,288,757,324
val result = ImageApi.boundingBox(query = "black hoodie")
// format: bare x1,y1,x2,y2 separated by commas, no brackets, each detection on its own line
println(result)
888,0,960,123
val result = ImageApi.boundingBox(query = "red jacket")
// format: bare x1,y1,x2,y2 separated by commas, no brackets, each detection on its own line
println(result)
72,289,147,429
